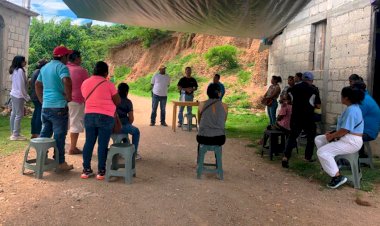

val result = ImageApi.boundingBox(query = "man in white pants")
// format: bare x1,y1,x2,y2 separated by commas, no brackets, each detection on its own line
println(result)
67,50,89,154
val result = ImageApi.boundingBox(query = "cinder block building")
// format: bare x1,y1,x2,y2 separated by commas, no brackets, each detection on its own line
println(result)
268,0,379,127
0,1,37,104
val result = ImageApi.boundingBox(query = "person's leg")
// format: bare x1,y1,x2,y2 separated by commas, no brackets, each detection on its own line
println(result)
304,121,317,161
10,96,24,137
68,102,84,154
159,96,167,124
314,135,328,149
185,94,194,116
268,101,278,125
51,108,69,164
150,95,160,125
82,114,98,170
40,109,53,138
282,123,302,167
122,123,140,154
31,100,42,138
97,115,114,172
178,95,185,125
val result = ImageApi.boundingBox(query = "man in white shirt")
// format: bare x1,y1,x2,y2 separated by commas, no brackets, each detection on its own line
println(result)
150,65,170,126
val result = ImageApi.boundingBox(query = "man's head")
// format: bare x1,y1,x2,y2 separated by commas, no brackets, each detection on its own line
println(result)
288,75,295,87
207,83,221,99
294,72,303,83
302,71,314,84
53,46,73,65
68,50,82,65
118,82,129,98
349,74,363,86
36,59,48,69
158,65,166,75
185,67,192,77
213,74,220,83
93,61,109,77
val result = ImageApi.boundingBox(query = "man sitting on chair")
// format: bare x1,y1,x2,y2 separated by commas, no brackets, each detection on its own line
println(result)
196,83,228,146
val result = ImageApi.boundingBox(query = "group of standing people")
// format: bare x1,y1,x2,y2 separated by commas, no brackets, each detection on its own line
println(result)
263,71,380,189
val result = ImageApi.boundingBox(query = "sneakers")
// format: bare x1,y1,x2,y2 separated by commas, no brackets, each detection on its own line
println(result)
150,122,155,126
96,170,106,180
327,175,347,189
9,135,27,141
81,169,94,179
161,122,168,127
57,162,74,171
136,154,142,160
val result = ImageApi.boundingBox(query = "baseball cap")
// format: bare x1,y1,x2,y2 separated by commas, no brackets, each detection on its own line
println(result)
53,46,73,57
158,65,166,70
303,71,314,81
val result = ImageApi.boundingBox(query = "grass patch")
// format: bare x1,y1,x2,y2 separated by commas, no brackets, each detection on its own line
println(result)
225,113,268,140
237,70,251,84
0,116,31,156
112,65,131,85
224,92,251,109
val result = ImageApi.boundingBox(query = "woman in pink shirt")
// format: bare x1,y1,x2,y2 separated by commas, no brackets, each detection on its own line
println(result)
80,61,121,180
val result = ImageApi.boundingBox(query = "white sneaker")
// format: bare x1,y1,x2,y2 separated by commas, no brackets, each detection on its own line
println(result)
136,154,142,160
9,135,27,141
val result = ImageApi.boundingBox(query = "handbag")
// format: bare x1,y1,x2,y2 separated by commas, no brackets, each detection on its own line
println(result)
261,98,273,107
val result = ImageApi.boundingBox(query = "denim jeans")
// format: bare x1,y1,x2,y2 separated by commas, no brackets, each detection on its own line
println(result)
121,123,140,153
40,107,69,164
31,100,42,135
82,113,114,171
150,94,167,124
178,94,194,124
267,101,278,125
10,95,25,136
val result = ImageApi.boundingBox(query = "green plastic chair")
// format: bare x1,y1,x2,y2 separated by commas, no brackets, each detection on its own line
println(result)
182,113,198,132
111,133,130,144
359,142,374,169
22,138,59,179
335,152,362,189
197,144,223,180
105,143,136,184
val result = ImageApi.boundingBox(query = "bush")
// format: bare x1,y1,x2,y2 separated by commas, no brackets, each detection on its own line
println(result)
112,65,131,85
205,45,238,69
237,70,251,84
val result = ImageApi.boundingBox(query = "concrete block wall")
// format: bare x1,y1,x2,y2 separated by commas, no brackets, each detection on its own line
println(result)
0,6,31,104
268,0,372,126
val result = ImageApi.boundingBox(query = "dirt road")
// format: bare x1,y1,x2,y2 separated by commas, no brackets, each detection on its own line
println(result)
0,95,379,226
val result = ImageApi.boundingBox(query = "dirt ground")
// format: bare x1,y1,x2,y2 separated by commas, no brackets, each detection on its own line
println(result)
1,95,380,226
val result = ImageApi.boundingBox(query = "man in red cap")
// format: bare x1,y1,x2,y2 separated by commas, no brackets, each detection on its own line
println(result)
35,46,74,171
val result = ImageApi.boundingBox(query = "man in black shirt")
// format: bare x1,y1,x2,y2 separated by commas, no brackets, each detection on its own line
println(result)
282,72,318,168
177,67,198,127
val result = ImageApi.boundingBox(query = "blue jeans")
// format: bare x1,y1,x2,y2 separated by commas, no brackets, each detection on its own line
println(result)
267,101,278,125
31,100,42,135
150,94,167,124
121,123,140,153
40,107,69,164
82,113,114,171
178,94,194,124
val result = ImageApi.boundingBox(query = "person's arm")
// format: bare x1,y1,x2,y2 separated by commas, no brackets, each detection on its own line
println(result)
128,111,134,124
62,77,72,102
112,93,121,106
19,70,29,100
268,86,281,99
35,81,43,103
223,103,228,121
325,129,349,142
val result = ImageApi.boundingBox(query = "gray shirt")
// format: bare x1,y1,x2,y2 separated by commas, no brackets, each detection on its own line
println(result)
198,99,226,137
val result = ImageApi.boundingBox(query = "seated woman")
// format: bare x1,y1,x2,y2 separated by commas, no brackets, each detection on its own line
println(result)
315,86,364,189
196,83,228,146
116,83,141,160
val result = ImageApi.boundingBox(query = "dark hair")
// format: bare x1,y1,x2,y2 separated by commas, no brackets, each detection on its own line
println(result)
53,56,63,61
295,72,303,79
93,61,108,77
36,59,48,69
272,75,282,83
185,66,191,71
349,74,361,82
214,74,220,79
9,55,25,74
69,50,81,62
341,86,365,104
288,75,294,80
118,83,129,98
207,83,221,99
352,81,367,92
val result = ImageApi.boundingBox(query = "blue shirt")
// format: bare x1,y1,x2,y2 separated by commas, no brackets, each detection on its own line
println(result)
359,91,380,139
208,82,225,100
336,104,364,134
37,60,70,108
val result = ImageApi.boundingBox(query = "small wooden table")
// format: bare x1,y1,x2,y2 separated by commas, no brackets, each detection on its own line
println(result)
172,101,199,132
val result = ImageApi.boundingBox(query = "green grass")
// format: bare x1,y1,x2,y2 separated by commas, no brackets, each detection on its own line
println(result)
237,70,251,84
225,113,268,140
112,65,131,85
0,116,31,156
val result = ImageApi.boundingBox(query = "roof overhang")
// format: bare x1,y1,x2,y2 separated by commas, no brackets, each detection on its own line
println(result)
63,0,311,38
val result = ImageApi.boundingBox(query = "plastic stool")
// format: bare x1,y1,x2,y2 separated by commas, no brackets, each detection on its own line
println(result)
182,113,198,131
111,133,130,144
22,138,59,179
105,143,136,184
261,129,287,160
335,152,362,189
359,142,374,169
197,144,223,180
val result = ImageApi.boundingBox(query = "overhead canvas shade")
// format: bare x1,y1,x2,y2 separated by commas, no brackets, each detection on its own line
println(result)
63,0,311,38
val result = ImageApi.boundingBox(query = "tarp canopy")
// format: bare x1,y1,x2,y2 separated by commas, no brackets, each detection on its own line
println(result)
63,0,311,38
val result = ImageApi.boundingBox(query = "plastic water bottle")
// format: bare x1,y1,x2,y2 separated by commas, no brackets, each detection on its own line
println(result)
180,89,186,101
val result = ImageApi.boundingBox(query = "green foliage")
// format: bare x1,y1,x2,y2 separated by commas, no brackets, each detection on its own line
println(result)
225,113,268,140
205,45,238,69
237,70,251,84
112,66,131,85
0,116,31,156
224,92,251,109
130,73,154,93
